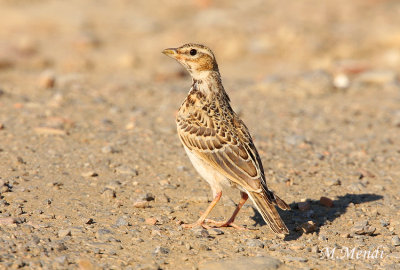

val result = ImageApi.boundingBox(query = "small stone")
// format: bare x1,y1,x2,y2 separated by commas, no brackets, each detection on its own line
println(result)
84,218,95,225
333,73,350,89
153,246,169,255
200,244,211,251
0,123,4,130
208,228,224,235
324,179,341,186
285,135,306,146
95,229,113,241
298,201,311,211
81,171,98,178
351,221,376,236
115,166,138,176
380,220,390,227
295,221,317,233
133,201,149,208
55,242,68,251
145,217,157,225
101,145,119,154
125,122,135,130
139,193,155,201
39,70,56,88
58,228,71,238
55,255,67,265
245,239,264,248
320,196,333,207
347,182,366,192
102,189,116,199
192,227,210,238
391,236,400,246
318,235,327,241
115,217,128,226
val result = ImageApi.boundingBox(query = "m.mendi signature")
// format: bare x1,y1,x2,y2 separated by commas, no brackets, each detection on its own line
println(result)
321,246,384,260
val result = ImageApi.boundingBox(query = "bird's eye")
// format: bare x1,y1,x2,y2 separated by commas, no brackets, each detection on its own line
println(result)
190,49,197,56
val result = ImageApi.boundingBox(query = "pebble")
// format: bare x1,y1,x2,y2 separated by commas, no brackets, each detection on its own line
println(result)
318,235,327,241
245,239,264,248
392,236,400,246
95,229,114,241
285,135,306,146
38,70,56,88
102,189,116,199
333,73,350,88
208,228,224,235
145,217,158,225
81,171,98,178
351,221,376,236
199,256,282,270
101,145,118,154
347,182,366,192
115,217,129,227
55,255,67,265
192,227,210,238
58,228,71,238
319,196,333,207
84,218,95,225
296,221,317,233
133,201,149,208
153,246,169,255
324,179,341,186
140,192,155,201
298,201,311,211
380,219,390,227
115,166,138,176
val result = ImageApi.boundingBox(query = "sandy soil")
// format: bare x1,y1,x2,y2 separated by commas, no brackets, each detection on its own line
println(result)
0,0,400,269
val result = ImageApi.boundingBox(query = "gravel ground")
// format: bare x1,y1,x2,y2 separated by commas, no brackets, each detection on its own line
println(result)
0,0,400,269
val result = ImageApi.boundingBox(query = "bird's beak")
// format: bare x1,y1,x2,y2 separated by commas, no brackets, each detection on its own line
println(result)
162,48,178,58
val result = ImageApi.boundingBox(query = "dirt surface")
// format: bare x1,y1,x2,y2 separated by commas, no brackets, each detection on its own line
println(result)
1,0,400,269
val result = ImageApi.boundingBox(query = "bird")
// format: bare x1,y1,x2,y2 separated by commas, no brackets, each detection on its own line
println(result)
162,43,290,234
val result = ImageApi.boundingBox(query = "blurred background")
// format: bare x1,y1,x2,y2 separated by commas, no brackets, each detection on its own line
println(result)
1,0,399,83
0,1,400,269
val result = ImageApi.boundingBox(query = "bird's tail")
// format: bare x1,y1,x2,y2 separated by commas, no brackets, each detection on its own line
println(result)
248,191,290,234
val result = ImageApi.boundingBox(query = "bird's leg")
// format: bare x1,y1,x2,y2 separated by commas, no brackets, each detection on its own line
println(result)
205,191,249,230
181,191,222,229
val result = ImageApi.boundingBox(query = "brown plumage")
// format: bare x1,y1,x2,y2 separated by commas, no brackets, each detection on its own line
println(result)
162,43,290,234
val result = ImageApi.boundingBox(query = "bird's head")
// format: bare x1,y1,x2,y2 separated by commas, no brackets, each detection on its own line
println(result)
162,43,219,80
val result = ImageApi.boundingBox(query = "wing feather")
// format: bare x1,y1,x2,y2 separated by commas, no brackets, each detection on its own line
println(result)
177,110,264,192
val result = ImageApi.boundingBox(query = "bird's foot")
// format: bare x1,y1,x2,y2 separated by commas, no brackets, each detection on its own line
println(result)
181,221,212,229
204,219,248,230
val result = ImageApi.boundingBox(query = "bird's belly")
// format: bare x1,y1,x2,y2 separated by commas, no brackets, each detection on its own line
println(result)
183,147,231,196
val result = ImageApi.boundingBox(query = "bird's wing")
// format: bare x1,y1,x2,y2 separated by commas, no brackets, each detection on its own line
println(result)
177,107,267,193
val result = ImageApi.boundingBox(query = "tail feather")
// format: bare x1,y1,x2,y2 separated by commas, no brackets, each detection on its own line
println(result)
248,191,289,234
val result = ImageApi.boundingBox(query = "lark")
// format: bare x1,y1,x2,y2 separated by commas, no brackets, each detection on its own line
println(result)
162,43,290,234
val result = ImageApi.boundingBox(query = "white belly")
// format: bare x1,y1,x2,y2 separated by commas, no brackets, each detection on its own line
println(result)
184,147,231,197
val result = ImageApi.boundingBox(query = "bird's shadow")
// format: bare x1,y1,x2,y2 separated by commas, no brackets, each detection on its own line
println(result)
249,193,383,241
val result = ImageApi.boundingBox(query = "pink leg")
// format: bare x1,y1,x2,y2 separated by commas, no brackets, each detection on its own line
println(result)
181,191,222,229
205,192,249,230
